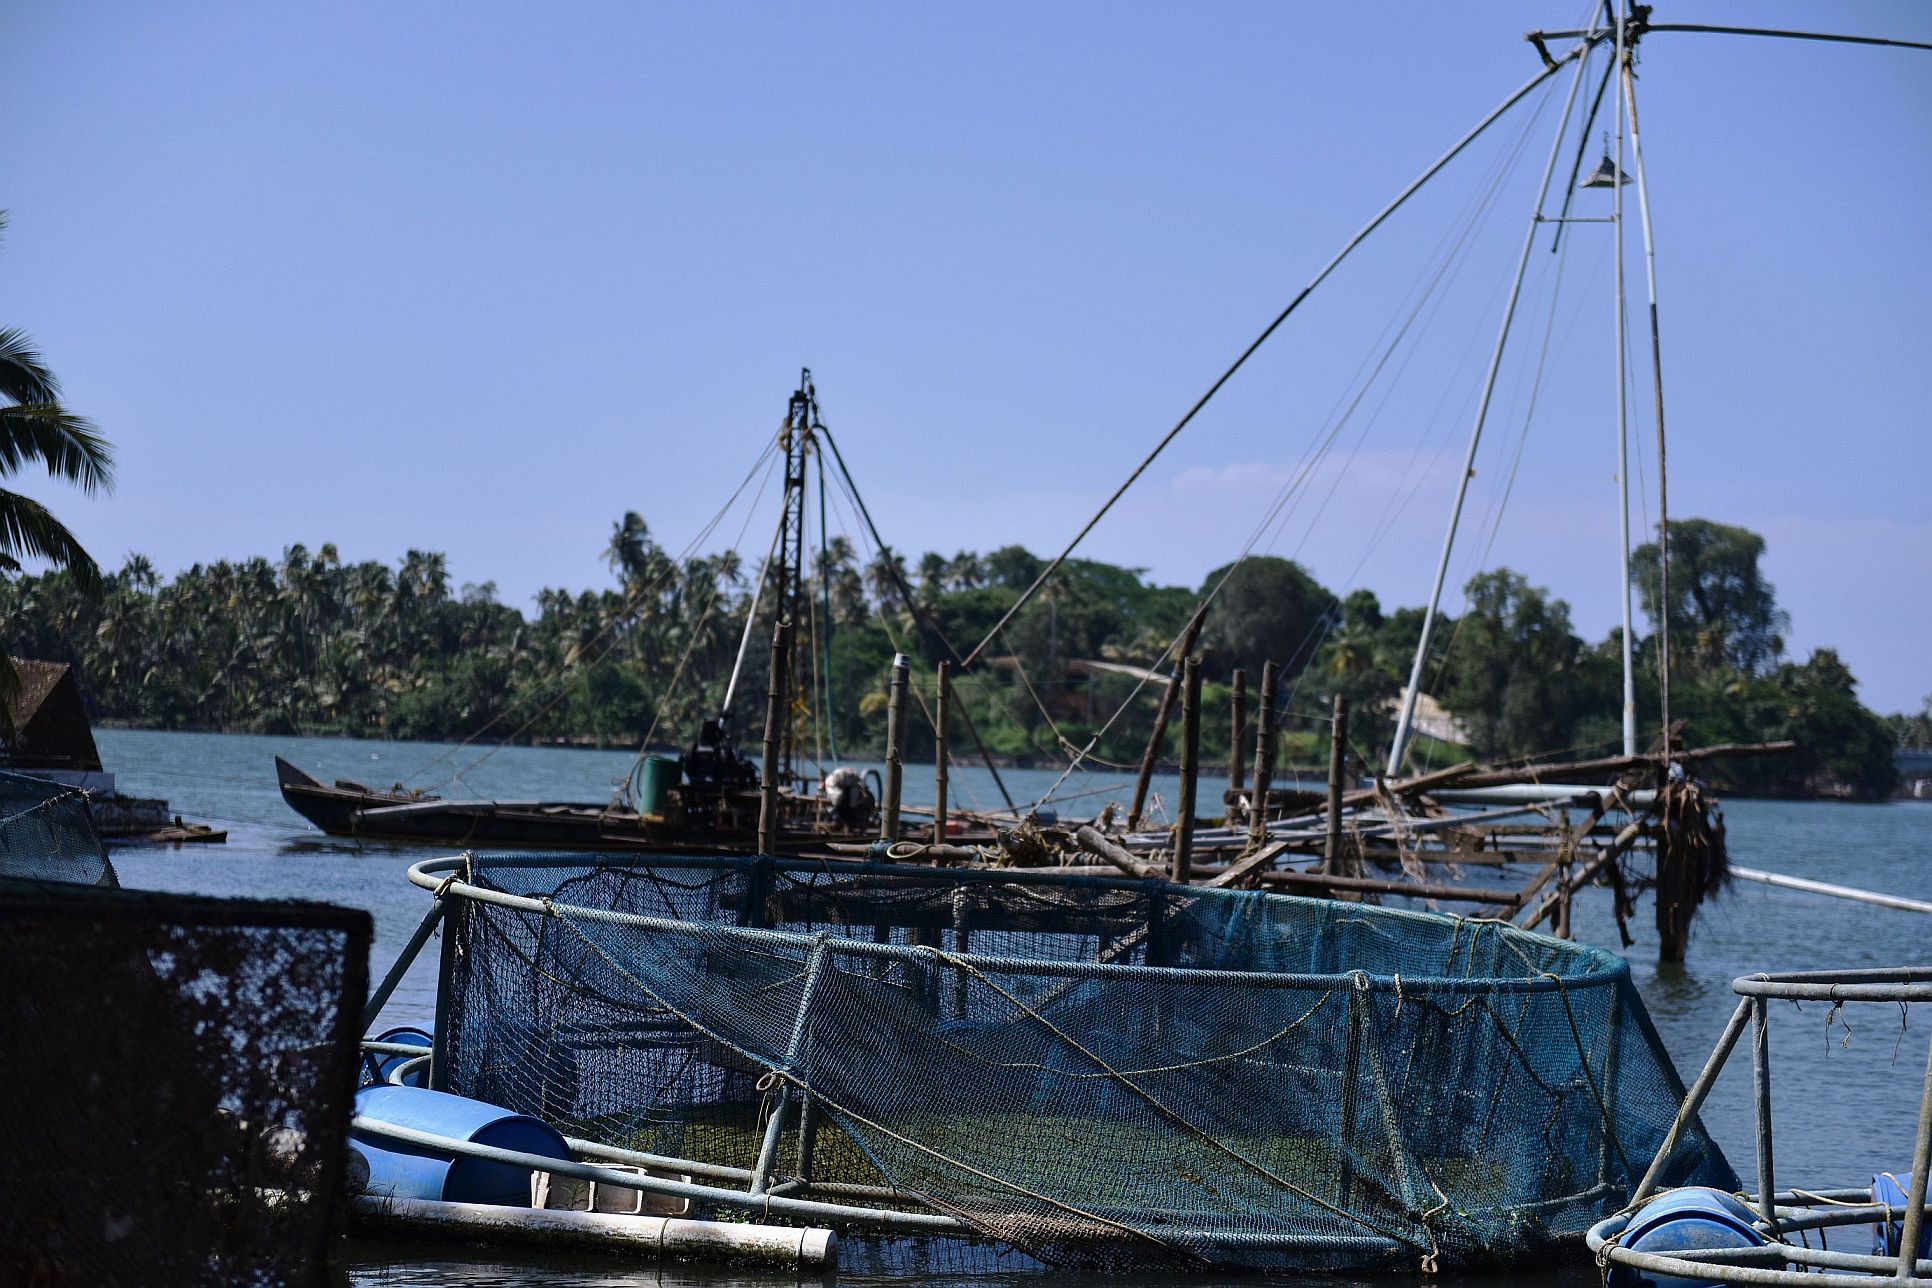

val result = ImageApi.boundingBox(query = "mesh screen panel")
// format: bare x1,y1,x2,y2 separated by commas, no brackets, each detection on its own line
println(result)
0,768,115,886
438,854,1733,1273
0,880,371,1285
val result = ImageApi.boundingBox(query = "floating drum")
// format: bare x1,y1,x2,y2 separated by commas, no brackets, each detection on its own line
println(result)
635,755,681,816
1873,1171,1932,1259
351,1084,571,1208
361,1025,432,1087
1610,1187,1766,1288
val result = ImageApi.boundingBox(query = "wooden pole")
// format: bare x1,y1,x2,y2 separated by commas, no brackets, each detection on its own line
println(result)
880,653,909,842
1228,668,1248,797
932,661,950,845
758,619,791,856
1656,774,1688,963
1323,693,1348,874
1174,656,1201,883
1259,869,1520,904
1246,660,1278,852
1075,824,1163,881
1128,603,1208,830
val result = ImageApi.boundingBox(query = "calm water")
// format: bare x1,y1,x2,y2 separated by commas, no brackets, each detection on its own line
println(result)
97,728,1931,1286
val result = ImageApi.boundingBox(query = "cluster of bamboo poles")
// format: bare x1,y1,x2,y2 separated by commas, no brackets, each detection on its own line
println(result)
812,641,1790,952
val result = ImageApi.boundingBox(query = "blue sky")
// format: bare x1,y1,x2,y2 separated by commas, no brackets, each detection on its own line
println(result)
4,2,1928,711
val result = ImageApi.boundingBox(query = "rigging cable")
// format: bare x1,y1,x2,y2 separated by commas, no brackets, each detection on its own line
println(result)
426,448,783,792
619,458,783,804
1029,74,1561,809
403,435,781,789
959,36,1602,672
817,425,1023,810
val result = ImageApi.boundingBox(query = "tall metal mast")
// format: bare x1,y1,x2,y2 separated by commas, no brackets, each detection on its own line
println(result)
1622,36,1673,753
775,371,814,786
1614,0,1638,756
1385,28,1603,776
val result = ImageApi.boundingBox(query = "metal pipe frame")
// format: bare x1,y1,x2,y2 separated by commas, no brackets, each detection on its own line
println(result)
369,848,1680,1258
361,896,447,1032
401,853,1627,997
351,1114,962,1233
750,934,830,1196
1593,965,1932,1285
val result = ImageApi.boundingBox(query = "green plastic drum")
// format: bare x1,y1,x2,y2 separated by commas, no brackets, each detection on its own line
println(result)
636,755,682,815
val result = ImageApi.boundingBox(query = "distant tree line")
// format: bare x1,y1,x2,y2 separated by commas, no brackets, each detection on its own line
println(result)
0,513,1903,799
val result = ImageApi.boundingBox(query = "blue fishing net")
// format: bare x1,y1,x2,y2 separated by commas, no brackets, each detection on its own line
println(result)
0,767,115,886
438,854,1734,1273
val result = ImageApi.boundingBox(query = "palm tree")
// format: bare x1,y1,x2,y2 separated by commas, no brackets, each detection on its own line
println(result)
1,213,116,715
605,512,652,583
944,550,983,592
864,549,910,611
916,551,948,604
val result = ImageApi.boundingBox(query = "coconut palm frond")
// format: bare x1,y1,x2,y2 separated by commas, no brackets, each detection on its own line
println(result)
0,404,115,493
0,327,60,406
0,486,101,588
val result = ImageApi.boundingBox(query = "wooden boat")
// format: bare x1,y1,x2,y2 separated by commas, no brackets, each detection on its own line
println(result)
275,722,878,853
276,375,913,855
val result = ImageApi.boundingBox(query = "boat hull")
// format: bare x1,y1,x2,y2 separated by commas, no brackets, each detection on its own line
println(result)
273,757,869,853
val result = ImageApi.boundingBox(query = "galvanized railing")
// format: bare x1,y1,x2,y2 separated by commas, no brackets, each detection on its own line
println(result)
1588,967,1932,1286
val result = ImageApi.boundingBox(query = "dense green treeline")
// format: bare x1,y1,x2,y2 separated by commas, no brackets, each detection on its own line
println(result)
0,513,1904,798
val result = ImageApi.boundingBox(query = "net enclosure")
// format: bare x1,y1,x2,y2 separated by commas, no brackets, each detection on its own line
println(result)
0,766,115,886
425,853,1734,1274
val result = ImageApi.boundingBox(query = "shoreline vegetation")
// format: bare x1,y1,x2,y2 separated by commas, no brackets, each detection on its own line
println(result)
5,513,1914,801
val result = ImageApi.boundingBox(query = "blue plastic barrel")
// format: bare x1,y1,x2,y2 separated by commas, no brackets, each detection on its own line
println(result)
1609,1187,1766,1288
1873,1171,1931,1260
351,1084,571,1207
361,1025,432,1087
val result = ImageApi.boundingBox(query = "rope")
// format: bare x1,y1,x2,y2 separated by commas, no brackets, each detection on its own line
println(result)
414,440,781,791
1537,968,1635,1181
929,945,1424,1249
536,898,1191,1260
959,46,1591,672
1034,73,1561,811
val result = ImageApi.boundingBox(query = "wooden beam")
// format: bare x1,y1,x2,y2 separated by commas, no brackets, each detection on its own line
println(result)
1203,839,1294,889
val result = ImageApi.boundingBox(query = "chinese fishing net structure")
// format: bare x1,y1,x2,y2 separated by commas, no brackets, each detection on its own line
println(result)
0,770,370,1286
424,852,1734,1273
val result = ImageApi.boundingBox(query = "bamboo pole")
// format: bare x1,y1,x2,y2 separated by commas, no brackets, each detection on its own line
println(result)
1075,825,1163,881
1247,660,1278,852
1174,657,1201,883
1323,694,1348,874
1518,809,1649,930
1449,740,1791,788
1228,668,1249,797
1622,58,1673,750
1258,869,1519,904
1128,604,1208,829
758,619,791,857
1204,839,1293,890
932,661,950,845
1342,759,1476,807
880,654,908,843
1728,867,1932,916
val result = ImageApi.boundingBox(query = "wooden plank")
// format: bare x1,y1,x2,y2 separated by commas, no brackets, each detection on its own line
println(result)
1203,840,1295,889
